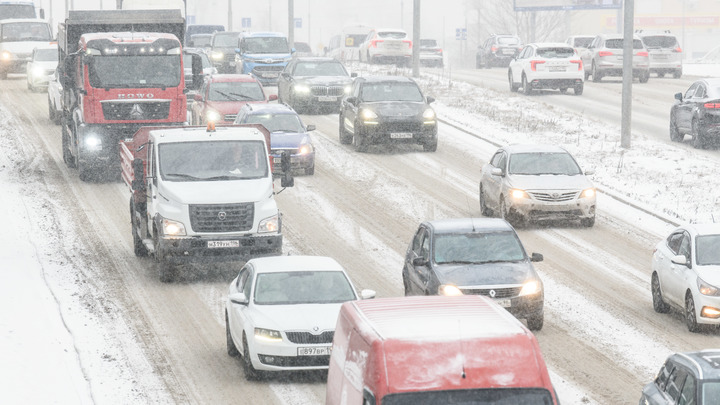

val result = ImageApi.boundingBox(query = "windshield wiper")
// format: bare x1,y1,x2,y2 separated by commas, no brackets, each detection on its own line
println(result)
228,92,259,100
201,175,244,181
164,173,202,180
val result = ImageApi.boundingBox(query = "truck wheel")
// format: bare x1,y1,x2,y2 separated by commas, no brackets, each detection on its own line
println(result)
62,126,76,168
131,202,149,257
77,155,92,182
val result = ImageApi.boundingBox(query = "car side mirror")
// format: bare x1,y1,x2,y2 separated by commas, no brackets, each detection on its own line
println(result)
281,72,290,78
426,96,435,104
345,96,357,105
229,292,248,305
412,257,428,266
674,92,683,101
268,94,278,101
306,124,316,131
360,289,376,300
530,253,543,262
584,168,595,175
351,72,358,78
491,167,504,177
671,254,689,267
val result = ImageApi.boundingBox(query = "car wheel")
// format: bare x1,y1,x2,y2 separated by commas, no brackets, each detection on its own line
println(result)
657,72,665,78
639,71,650,83
669,118,683,142
522,74,532,95
226,311,239,357
591,62,602,82
479,185,493,216
692,118,706,149
242,333,261,380
353,126,368,152
304,164,315,175
673,69,682,79
685,293,700,333
526,312,544,331
422,141,437,152
48,98,56,122
508,71,519,92
580,215,595,227
573,83,584,96
131,203,148,257
584,70,590,81
338,114,353,144
651,273,670,314
558,87,568,94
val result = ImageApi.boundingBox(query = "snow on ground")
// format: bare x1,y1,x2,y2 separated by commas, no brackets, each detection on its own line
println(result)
1,64,719,404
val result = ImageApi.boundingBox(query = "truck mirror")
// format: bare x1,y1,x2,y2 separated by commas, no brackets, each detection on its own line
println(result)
191,54,203,90
280,151,294,187
39,9,45,19
131,158,144,190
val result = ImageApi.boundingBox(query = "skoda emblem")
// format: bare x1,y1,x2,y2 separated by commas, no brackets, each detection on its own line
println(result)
130,104,144,119
312,326,319,332
217,211,227,221
489,289,496,298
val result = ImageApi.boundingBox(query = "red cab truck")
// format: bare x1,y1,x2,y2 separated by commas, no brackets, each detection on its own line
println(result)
326,295,559,404
57,9,202,181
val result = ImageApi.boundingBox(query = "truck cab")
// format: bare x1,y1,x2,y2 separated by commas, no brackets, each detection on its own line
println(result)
0,18,52,79
235,32,293,85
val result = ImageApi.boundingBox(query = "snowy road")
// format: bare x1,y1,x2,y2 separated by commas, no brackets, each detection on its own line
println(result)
1,65,719,405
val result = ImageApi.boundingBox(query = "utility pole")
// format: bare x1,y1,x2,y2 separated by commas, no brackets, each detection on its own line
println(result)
288,0,294,49
228,0,232,31
412,0,420,77
620,0,634,148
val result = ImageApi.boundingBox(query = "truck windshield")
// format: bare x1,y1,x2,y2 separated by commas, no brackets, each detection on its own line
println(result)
0,22,51,42
0,4,36,20
88,55,181,88
243,37,289,54
382,388,555,405
158,140,268,181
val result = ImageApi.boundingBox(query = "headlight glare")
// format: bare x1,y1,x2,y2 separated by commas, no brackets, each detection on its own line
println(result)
422,108,436,120
211,51,224,61
84,135,102,151
259,214,279,233
580,188,596,199
344,85,352,94
361,108,377,120
519,280,541,296
298,144,312,155
438,284,463,296
162,218,186,236
293,84,310,93
698,278,720,296
510,188,529,199
255,328,282,342
205,109,221,123
1,50,12,60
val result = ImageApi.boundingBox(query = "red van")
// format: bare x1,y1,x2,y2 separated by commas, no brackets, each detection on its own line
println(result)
326,295,559,404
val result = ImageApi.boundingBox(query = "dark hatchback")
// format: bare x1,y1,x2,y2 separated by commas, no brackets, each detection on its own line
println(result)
277,57,355,114
640,350,720,405
338,76,438,152
670,78,720,149
402,218,545,330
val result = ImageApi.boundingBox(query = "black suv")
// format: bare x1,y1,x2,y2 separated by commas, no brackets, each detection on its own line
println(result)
209,31,241,73
640,350,720,404
402,218,545,330
339,76,438,152
277,57,355,114
476,34,523,68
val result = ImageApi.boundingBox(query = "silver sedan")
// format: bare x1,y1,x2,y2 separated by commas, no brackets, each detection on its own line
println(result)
479,144,596,227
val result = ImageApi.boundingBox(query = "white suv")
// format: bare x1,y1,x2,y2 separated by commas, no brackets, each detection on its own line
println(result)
638,31,682,78
359,28,412,66
508,42,584,95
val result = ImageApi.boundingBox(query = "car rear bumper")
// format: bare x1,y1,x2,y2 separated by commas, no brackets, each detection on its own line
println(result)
529,77,583,90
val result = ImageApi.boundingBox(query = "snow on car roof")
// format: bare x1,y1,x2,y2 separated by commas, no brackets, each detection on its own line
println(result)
426,217,513,234
503,143,569,154
247,255,345,273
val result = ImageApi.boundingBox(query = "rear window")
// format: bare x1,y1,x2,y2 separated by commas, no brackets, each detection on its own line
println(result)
642,35,678,49
497,36,521,45
573,37,593,48
378,31,407,40
382,388,555,405
605,38,644,49
536,47,575,58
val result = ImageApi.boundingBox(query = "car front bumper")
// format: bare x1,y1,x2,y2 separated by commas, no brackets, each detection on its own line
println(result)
508,193,596,222
271,152,315,173
695,294,720,325
251,339,332,371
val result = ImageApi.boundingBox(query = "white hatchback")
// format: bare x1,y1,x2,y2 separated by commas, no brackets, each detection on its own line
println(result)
508,43,584,95
651,224,720,332
358,28,412,66
225,256,375,379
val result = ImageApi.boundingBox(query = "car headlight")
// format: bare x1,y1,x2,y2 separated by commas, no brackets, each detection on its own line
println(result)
698,278,720,296
298,143,313,155
83,134,102,151
258,214,279,233
422,108,436,120
293,84,310,94
580,188,596,199
255,328,282,342
361,108,378,121
205,109,221,123
438,284,463,296
211,51,224,61
161,218,186,236
1,50,12,60
519,280,542,296
510,188,529,199
344,85,352,94
31,65,45,77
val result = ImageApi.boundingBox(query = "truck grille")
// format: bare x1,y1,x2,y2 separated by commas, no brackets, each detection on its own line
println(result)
189,203,254,232
102,100,170,120
529,191,578,202
459,286,521,298
310,86,345,97
285,331,334,344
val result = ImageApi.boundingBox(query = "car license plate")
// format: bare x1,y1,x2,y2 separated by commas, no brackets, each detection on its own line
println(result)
550,66,565,72
495,299,511,308
262,72,279,78
298,346,332,356
318,96,337,102
390,132,413,139
503,49,515,54
273,157,281,164
654,54,668,59
208,240,239,248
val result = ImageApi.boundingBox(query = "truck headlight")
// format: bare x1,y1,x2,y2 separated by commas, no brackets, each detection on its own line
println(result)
254,328,282,342
519,280,542,296
83,134,103,151
162,218,186,236
205,109,221,123
293,84,310,94
510,188,529,199
258,214,279,233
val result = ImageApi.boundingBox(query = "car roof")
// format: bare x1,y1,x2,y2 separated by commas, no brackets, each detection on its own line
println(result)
32,43,57,50
207,74,258,83
599,33,641,40
424,218,514,234
671,350,720,379
246,255,345,273
682,223,720,236
531,42,573,48
244,103,297,115
374,28,407,33
502,143,570,154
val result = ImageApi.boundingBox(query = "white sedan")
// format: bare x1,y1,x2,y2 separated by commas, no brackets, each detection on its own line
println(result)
47,70,63,125
651,224,720,332
225,255,375,380
508,42,584,95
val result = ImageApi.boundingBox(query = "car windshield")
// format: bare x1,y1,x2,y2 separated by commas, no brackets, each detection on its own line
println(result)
293,61,347,76
382,388,555,405
158,140,268,181
508,152,582,176
190,35,212,48
498,36,521,45
34,48,57,62
573,37,593,48
420,39,437,47
536,47,575,58
88,54,181,88
0,22,51,42
208,82,265,101
361,82,424,102
377,31,406,39
241,113,305,133
703,381,720,405
605,38,644,49
243,37,289,54
212,33,239,47
642,36,678,49
254,271,356,305
433,231,526,264
695,234,720,265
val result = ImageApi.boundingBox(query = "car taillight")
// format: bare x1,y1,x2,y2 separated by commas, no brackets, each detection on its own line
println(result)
673,46,682,53
570,59,583,71
637,51,649,57
598,50,613,57
404,40,412,48
491,46,498,52
704,103,720,109
370,39,382,48
530,60,545,71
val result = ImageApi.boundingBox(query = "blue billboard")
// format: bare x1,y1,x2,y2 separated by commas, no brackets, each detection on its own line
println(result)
514,0,622,11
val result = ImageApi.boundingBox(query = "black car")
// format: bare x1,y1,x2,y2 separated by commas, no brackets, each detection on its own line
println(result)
476,34,523,68
419,38,443,68
209,31,241,73
338,76,438,152
277,57,355,113
670,78,720,149
640,350,720,405
401,218,545,330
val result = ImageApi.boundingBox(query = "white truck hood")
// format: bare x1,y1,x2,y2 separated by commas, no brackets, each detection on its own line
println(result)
1,41,51,56
159,178,272,205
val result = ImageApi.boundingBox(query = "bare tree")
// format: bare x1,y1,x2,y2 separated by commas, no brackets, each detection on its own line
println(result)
468,0,566,44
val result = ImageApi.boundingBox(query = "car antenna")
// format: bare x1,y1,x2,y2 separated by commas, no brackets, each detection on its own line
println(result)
458,319,467,379
466,196,477,232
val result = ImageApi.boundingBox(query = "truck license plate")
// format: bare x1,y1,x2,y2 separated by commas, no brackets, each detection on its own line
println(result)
390,132,413,139
208,240,240,248
298,346,332,356
318,96,337,102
